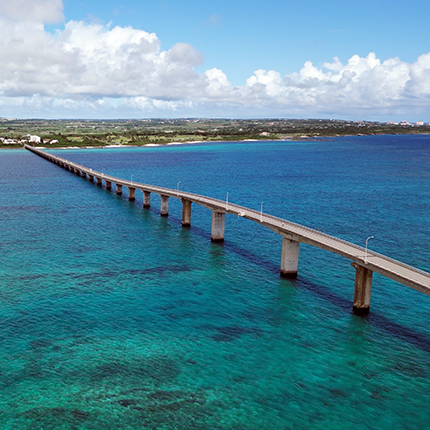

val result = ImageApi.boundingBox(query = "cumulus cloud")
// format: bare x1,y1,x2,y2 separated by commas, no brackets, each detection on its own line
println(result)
0,0,63,23
1,0,430,119
0,17,206,100
240,52,430,115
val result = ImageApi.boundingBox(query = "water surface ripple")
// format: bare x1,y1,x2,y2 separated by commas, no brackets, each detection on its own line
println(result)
1,135,430,429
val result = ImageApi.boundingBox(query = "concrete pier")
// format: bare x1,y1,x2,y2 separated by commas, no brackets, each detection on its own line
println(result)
81,171,86,178
116,184,123,195
352,263,373,315
182,199,192,227
143,191,151,208
280,237,300,278
160,195,169,216
89,175,94,181
128,187,136,201
23,145,430,318
211,212,225,242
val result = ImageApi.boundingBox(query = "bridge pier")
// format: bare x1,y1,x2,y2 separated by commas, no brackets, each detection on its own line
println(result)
23,146,430,309
182,199,192,227
211,212,225,242
81,171,86,178
116,184,123,195
160,195,169,216
88,175,94,181
143,191,151,208
280,237,300,278
352,263,373,315
128,187,135,201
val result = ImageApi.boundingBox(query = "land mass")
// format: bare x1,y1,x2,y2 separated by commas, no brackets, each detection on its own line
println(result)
1,118,429,148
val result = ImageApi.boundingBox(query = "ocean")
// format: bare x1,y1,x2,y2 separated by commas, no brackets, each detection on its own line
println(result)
1,135,430,429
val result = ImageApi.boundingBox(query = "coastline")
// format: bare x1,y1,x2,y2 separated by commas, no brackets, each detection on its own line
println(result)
2,118,430,151
1,138,261,150
1,132,430,150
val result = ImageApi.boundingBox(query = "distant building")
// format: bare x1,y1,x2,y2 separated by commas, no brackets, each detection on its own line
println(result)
416,121,424,126
28,135,41,143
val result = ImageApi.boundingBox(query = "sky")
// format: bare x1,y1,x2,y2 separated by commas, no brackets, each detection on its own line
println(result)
1,0,430,120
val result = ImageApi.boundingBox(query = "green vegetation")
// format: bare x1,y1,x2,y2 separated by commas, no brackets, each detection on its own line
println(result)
1,118,429,148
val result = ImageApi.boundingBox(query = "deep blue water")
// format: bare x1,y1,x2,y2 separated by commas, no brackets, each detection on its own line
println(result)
1,135,430,429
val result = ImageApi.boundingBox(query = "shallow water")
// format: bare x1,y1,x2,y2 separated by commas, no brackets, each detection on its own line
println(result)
1,135,430,429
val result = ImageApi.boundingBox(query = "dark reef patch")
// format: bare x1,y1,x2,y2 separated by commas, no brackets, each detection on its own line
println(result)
92,355,181,384
117,399,138,407
30,339,53,350
212,325,264,342
23,407,90,425
124,388,213,430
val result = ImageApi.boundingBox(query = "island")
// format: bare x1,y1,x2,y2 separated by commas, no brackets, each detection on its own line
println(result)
1,118,429,148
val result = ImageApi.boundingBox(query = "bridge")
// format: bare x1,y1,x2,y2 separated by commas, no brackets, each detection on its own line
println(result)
25,144,430,315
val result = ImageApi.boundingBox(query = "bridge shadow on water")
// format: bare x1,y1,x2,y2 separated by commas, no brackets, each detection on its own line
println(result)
135,202,430,353
27,147,430,355
297,278,430,353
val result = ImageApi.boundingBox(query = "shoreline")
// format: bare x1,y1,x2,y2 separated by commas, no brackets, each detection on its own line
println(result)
49,138,263,150
1,133,430,150
1,138,262,150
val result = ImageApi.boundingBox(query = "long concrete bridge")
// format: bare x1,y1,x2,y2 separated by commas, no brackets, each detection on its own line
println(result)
25,144,430,315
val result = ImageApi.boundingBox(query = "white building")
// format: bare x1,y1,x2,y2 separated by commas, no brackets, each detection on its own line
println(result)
28,135,41,143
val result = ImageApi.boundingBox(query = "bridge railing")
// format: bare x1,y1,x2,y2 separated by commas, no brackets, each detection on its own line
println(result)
259,211,430,278
25,144,430,281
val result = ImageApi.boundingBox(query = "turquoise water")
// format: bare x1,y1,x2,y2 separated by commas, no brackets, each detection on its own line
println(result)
1,135,430,429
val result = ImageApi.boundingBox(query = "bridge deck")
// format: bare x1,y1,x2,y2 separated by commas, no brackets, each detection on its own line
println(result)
25,145,430,296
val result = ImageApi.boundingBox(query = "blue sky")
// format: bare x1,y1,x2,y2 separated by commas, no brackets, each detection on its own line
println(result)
1,0,430,120
61,0,430,82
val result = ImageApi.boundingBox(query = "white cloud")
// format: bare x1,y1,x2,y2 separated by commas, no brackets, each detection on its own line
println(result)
1,0,430,119
246,70,284,97
0,18,205,100
240,52,429,114
0,0,63,23
204,68,231,97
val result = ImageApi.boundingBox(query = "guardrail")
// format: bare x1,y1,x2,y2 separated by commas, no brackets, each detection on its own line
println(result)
25,144,430,313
